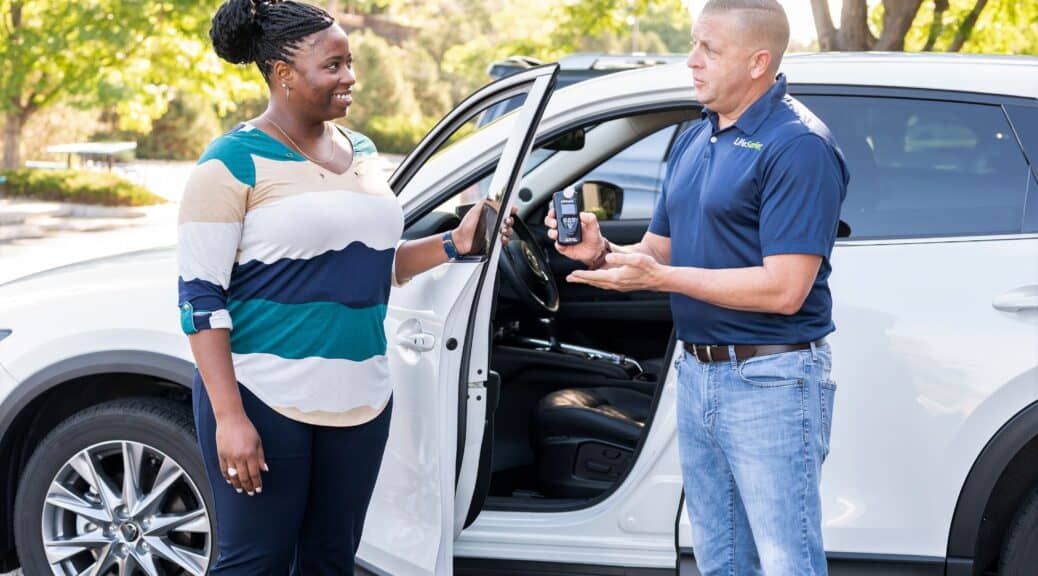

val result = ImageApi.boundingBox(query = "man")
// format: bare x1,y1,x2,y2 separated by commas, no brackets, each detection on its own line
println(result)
545,1,848,574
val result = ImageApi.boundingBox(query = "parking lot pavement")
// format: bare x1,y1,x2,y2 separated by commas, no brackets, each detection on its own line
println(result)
0,202,178,284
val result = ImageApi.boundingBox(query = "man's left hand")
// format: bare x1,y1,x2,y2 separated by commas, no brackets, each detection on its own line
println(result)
566,252,667,292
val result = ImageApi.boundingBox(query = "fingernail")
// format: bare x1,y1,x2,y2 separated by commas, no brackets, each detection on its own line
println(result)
262,463,270,471
248,492,255,496
256,487,262,494
236,488,243,494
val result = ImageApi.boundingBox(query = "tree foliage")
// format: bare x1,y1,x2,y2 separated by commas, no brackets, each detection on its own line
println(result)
0,0,265,168
811,0,1036,54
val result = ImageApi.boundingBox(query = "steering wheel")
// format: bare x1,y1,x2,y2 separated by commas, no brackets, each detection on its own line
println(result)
497,212,560,315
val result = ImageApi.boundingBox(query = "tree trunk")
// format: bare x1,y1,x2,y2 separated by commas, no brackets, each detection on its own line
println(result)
838,0,876,50
948,0,989,52
923,0,950,51
875,0,924,51
2,110,26,170
810,0,839,51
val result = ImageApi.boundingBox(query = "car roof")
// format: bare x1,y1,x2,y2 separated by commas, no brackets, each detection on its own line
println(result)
557,52,688,71
602,52,1038,100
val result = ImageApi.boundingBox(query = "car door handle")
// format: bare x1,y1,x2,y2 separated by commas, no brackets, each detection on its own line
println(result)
397,332,436,352
993,285,1038,312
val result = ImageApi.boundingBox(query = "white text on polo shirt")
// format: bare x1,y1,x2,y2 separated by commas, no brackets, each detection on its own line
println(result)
733,137,763,151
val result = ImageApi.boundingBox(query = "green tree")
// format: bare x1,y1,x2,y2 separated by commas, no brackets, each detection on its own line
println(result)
907,0,1037,53
135,93,223,160
0,0,264,169
811,0,1036,54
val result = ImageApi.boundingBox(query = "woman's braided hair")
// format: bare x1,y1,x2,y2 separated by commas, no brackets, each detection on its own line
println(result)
210,0,336,80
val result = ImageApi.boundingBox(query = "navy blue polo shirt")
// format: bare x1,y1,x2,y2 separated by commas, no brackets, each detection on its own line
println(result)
649,74,848,345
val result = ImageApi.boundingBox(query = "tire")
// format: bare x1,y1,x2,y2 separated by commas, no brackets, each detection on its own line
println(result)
1001,485,1038,576
13,398,215,576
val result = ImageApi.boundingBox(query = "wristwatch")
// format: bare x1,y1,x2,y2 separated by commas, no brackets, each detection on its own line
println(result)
442,230,461,260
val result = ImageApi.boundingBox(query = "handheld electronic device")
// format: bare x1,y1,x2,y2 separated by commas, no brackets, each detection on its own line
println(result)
552,187,582,245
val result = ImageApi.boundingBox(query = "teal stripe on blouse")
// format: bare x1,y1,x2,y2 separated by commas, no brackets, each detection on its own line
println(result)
198,125,307,187
227,298,387,361
345,129,378,157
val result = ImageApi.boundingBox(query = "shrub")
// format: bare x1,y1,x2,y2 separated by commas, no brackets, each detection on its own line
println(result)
0,169,165,206
135,95,222,161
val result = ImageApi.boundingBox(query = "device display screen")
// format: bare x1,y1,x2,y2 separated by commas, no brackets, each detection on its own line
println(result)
561,203,577,216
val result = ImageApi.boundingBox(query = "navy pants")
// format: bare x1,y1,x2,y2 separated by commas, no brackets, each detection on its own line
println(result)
193,373,392,575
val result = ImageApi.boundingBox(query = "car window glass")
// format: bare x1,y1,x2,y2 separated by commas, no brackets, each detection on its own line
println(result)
575,125,678,220
435,93,528,161
799,96,1030,239
445,121,681,224
1025,171,1038,233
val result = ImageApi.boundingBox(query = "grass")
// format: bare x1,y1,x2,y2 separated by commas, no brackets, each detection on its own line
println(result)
0,169,165,207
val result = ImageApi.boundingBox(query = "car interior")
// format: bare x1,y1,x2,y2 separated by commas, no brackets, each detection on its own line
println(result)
405,108,701,513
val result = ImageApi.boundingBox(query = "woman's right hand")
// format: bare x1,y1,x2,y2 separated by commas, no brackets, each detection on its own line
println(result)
215,412,268,495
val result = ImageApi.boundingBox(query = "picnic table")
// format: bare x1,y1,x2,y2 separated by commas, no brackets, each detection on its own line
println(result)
43,141,137,169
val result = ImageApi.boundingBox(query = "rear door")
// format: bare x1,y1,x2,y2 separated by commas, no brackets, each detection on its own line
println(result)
357,65,558,576
798,91,1038,559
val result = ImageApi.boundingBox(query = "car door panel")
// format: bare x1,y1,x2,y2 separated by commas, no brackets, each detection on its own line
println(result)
358,65,559,576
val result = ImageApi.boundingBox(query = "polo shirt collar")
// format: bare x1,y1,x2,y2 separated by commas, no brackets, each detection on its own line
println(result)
701,73,788,136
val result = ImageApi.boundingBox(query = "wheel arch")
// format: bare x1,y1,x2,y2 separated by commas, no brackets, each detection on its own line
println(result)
0,351,195,566
947,399,1038,576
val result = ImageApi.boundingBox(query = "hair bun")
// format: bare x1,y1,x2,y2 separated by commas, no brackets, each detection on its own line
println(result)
210,0,262,64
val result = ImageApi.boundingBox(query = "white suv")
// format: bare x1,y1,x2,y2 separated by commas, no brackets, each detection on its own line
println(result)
1,53,1036,576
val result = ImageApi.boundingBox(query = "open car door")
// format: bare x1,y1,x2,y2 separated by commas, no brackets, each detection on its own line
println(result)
357,64,559,576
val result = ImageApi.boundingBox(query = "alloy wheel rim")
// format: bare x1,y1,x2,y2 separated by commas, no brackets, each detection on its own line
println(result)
40,440,211,575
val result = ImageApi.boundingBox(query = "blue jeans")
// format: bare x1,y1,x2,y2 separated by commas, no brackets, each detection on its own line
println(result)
676,342,835,576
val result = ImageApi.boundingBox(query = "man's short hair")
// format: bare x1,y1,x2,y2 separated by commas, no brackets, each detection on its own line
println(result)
701,0,790,71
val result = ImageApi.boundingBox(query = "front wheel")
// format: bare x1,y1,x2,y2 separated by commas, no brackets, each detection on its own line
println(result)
14,398,214,576
1001,484,1038,575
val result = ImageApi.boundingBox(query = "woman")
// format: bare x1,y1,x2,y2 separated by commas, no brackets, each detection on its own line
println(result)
178,0,507,572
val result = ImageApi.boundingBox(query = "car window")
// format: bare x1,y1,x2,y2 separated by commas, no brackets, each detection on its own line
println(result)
799,96,1031,239
559,124,680,221
1025,172,1038,233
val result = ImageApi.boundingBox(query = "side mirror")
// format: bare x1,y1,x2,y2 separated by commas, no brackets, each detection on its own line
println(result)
579,180,624,221
543,128,586,151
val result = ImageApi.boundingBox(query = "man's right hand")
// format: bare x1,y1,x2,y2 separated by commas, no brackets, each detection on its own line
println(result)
545,205,609,267
215,411,268,496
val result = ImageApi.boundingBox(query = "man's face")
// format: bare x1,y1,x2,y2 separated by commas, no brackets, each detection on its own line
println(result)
687,12,755,114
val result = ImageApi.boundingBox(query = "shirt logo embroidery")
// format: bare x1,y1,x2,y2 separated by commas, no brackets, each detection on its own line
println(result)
733,137,763,151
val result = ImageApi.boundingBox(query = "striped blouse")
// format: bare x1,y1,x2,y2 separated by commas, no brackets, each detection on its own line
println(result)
177,122,403,426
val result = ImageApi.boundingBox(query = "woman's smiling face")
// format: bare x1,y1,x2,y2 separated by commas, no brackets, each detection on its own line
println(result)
280,25,356,121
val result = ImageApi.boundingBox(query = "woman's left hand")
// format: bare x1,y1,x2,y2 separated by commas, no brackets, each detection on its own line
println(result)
452,199,518,256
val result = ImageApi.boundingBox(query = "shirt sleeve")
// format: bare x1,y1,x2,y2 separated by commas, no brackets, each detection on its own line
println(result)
648,124,700,238
177,152,250,334
759,134,846,258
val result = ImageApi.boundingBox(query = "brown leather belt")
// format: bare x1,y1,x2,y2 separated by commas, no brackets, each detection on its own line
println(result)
682,340,824,363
